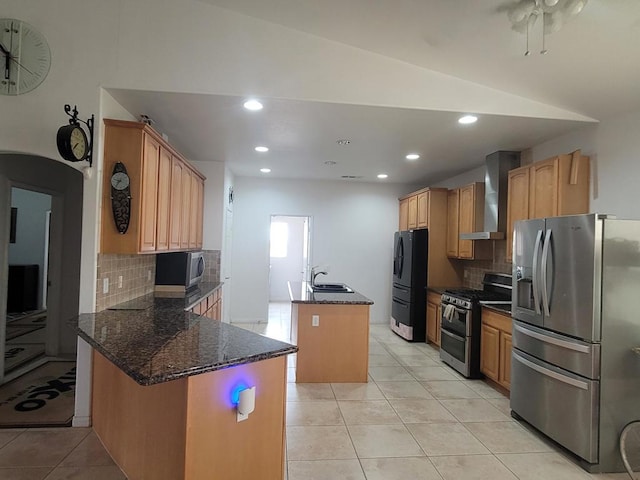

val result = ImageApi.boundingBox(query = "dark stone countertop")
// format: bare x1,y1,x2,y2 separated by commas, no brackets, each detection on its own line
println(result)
288,282,374,305
71,283,297,386
480,303,512,316
427,286,454,295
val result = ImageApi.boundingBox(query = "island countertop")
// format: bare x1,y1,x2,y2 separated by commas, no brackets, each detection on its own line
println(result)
72,283,297,386
288,281,374,305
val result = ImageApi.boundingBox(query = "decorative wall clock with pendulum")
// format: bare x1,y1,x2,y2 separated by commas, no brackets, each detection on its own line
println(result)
110,162,131,234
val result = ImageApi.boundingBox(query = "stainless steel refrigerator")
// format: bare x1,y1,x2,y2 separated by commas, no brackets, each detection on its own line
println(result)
511,213,640,473
391,229,428,342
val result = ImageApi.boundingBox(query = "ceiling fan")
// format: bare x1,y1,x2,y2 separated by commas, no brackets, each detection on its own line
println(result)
505,0,588,55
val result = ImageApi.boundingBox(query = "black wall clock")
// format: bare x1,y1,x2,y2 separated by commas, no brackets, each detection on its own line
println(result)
110,162,131,234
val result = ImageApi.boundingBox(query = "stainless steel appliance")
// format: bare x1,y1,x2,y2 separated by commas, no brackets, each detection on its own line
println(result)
155,251,205,291
511,213,640,473
440,273,511,378
391,230,428,341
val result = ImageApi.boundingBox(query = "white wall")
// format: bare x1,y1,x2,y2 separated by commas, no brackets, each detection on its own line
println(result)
231,177,405,323
9,188,52,309
191,160,226,250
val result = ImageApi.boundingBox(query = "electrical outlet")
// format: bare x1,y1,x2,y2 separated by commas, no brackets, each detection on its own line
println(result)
148,269,152,281
312,315,320,327
118,275,123,288
103,278,109,294
464,270,470,279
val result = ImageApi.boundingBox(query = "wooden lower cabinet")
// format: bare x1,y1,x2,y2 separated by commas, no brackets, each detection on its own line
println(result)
426,291,441,347
480,307,512,391
92,350,287,480
291,302,369,383
191,288,223,320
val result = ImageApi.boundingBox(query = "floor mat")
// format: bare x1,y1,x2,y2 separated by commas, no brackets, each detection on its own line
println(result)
0,361,76,427
9,311,47,327
4,344,46,372
6,325,45,341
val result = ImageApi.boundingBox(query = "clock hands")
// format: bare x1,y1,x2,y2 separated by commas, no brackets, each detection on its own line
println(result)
0,41,35,78
0,43,9,80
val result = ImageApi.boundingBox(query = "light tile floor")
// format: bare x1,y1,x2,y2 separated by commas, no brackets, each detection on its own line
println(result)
0,302,631,479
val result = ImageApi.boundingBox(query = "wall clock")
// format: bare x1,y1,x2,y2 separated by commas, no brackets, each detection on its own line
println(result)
57,124,89,162
110,162,131,234
0,18,51,95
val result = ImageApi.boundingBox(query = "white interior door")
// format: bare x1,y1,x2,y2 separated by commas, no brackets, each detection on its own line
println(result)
269,216,310,302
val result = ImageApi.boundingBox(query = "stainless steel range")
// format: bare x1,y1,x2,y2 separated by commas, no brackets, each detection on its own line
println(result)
440,273,511,378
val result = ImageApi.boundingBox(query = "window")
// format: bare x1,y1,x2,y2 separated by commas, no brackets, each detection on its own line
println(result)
270,222,288,258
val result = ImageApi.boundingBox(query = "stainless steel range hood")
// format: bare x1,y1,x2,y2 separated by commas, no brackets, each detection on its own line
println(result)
460,151,521,240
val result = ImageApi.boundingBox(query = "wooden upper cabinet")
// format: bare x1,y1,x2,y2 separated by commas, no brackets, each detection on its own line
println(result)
180,167,192,250
156,146,172,252
407,195,418,230
529,158,559,219
189,173,199,249
458,183,486,259
399,198,409,231
169,157,184,250
195,176,204,249
417,191,429,228
101,119,206,254
506,166,530,262
446,189,460,257
138,134,160,253
505,151,590,262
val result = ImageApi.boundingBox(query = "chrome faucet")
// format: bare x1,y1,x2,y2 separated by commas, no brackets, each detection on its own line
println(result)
310,266,328,286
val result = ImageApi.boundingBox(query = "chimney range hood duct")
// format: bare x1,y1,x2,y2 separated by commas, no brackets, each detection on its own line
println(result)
460,151,521,241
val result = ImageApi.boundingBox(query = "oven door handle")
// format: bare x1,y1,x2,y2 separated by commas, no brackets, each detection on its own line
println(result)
440,328,465,342
441,303,467,315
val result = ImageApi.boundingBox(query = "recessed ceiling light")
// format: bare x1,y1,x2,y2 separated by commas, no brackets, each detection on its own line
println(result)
458,115,478,125
255,146,269,152
377,174,388,179
260,168,271,173
243,99,263,111
406,154,420,161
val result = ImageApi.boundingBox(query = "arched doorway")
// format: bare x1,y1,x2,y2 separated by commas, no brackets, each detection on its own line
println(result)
0,153,83,426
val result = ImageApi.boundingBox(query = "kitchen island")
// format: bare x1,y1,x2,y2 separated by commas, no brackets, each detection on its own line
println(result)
72,285,297,480
288,282,373,383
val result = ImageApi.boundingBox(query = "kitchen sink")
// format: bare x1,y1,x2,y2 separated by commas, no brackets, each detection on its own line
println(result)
309,283,354,293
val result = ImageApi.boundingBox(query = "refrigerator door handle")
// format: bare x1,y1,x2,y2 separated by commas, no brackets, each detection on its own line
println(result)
398,236,404,278
513,350,589,390
541,229,552,316
513,323,591,353
532,229,543,315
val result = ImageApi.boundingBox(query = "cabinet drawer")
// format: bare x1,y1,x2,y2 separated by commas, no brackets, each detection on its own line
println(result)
481,308,511,332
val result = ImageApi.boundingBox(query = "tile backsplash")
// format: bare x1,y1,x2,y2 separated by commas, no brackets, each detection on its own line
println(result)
95,254,156,311
95,250,222,311
460,240,511,289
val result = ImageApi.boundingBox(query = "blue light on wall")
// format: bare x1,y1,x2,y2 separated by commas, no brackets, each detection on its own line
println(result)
230,382,250,406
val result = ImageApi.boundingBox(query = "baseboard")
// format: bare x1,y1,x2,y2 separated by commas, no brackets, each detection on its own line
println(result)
72,415,91,427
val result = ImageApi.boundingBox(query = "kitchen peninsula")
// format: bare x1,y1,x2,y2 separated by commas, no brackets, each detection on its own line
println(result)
73,284,297,480
288,282,373,383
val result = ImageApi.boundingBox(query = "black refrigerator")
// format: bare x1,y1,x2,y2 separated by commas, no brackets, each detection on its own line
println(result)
390,229,428,341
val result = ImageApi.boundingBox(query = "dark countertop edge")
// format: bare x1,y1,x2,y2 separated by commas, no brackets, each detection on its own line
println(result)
78,330,298,386
480,304,512,317
427,286,457,295
288,281,374,305
291,298,373,305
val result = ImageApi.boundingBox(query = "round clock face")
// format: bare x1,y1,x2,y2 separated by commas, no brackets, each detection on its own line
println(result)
111,171,130,190
70,127,88,160
0,18,51,95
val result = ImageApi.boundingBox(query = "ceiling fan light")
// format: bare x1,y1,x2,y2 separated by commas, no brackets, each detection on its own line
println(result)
565,0,587,16
544,0,559,6
508,0,536,24
544,10,565,33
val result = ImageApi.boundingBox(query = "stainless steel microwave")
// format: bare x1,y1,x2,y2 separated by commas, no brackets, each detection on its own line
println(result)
155,251,205,291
